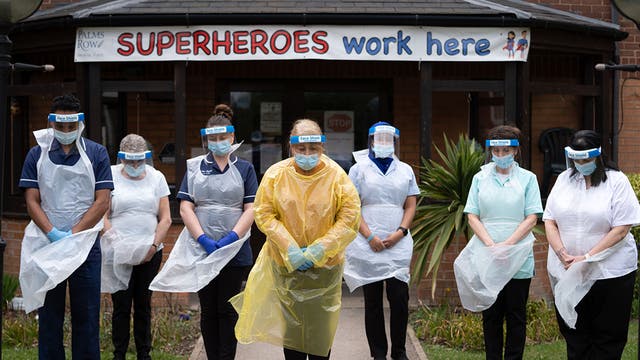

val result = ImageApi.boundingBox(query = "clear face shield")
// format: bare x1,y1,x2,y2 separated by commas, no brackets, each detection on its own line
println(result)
564,146,601,169
48,113,85,145
484,139,519,164
117,151,153,178
200,125,240,156
368,124,400,159
289,134,326,171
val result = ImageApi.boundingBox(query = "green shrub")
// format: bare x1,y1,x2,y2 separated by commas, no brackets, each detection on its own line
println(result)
2,308,200,356
2,274,19,309
411,299,561,351
412,134,485,298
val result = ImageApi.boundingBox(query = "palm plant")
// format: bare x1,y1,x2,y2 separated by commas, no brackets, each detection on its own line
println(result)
411,134,485,298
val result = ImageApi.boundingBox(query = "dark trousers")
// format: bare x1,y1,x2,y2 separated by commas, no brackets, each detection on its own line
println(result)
197,265,247,360
556,270,635,360
284,347,331,360
38,238,101,360
363,277,409,359
111,250,163,360
482,278,531,360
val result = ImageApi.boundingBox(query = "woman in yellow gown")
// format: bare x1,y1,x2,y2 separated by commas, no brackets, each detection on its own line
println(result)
232,119,361,359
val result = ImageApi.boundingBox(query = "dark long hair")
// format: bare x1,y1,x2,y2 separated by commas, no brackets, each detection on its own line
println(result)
568,130,618,187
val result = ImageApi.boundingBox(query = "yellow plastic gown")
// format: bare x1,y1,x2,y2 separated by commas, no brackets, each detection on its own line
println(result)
231,154,361,356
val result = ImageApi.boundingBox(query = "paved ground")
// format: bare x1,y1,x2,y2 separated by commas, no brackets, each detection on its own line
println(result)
189,283,428,360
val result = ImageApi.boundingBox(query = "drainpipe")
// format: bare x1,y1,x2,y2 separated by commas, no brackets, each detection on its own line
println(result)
611,4,620,165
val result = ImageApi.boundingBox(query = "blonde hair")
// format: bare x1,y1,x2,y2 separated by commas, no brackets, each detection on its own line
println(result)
290,119,323,136
119,134,147,153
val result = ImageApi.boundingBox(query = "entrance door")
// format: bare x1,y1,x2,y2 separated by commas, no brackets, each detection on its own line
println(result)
222,80,390,176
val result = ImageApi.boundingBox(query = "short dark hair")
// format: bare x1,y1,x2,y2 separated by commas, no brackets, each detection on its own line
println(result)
568,130,618,187
51,94,81,113
486,125,521,142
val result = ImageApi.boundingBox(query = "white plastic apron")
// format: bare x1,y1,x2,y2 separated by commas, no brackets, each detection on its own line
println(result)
343,155,413,292
547,235,626,329
343,204,412,291
19,128,103,313
149,155,249,292
453,221,535,312
101,165,160,293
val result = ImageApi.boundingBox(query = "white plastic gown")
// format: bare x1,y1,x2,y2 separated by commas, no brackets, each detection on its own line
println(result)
343,152,417,292
454,164,537,312
149,155,249,292
231,155,360,357
545,171,640,329
19,128,103,313
101,164,162,293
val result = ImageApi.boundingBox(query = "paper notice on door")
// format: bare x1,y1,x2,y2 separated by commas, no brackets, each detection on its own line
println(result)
324,111,354,163
260,102,282,134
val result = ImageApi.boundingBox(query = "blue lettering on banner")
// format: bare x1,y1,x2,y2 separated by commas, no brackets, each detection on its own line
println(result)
426,32,491,57
343,37,366,54
366,38,381,54
343,31,412,55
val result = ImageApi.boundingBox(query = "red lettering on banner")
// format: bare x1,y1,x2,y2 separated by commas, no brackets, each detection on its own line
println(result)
270,30,292,55
311,31,329,54
212,31,232,55
117,33,134,56
293,30,309,53
193,30,211,56
175,32,191,55
116,28,333,58
250,30,269,54
233,31,249,54
156,31,175,56
136,32,155,56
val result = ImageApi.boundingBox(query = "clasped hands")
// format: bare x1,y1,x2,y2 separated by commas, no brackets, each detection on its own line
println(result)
368,232,403,253
197,231,240,255
555,247,587,269
288,244,324,271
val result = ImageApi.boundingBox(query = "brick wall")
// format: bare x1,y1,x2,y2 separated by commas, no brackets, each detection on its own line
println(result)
531,1,640,173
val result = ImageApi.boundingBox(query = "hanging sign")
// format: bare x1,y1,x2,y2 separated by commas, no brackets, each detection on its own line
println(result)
75,25,530,62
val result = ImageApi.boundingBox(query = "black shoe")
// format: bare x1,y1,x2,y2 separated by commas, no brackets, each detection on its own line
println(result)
373,357,387,360
392,353,409,360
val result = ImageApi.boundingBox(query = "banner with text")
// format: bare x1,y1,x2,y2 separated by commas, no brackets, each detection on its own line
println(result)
75,25,531,62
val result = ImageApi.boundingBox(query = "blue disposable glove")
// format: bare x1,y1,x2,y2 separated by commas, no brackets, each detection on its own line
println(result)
197,234,219,254
46,227,71,242
287,245,313,271
216,231,240,248
297,247,313,271
303,243,325,264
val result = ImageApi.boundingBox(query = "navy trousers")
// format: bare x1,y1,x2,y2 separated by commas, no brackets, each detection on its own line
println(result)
38,237,101,360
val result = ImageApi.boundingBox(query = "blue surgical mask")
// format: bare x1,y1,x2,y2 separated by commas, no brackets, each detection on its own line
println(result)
574,160,597,176
492,153,515,169
54,129,78,145
124,164,145,178
372,144,394,158
295,153,320,171
208,140,232,156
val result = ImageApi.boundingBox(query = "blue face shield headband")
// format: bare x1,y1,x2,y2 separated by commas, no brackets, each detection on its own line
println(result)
117,151,152,161
290,135,326,144
368,124,400,137
485,139,519,147
200,126,235,135
48,113,85,123
565,146,601,160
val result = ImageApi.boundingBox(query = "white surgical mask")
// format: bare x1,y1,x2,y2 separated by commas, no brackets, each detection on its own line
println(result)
574,160,597,176
54,129,78,145
208,140,232,156
492,153,515,169
295,153,319,171
124,164,145,178
372,144,394,158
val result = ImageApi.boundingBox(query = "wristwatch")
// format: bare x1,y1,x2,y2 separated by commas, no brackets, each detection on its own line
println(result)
397,226,408,237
